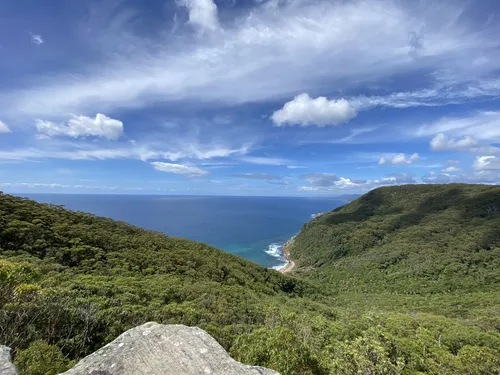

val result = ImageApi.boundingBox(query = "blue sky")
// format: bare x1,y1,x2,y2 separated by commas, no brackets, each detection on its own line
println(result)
1,0,500,196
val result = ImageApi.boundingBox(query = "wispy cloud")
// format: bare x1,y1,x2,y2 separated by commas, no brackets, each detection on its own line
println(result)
417,111,500,142
441,166,460,173
29,33,44,45
3,0,498,119
298,172,417,192
239,156,290,166
151,162,208,176
231,173,282,180
0,120,11,133
300,173,340,188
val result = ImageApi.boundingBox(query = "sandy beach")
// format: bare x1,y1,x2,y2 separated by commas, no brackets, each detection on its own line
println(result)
279,236,296,274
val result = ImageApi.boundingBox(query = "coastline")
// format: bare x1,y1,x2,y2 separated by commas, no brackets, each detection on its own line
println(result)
279,236,296,274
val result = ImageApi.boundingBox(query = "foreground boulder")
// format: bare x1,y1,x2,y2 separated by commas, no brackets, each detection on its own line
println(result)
0,345,17,375
60,322,279,375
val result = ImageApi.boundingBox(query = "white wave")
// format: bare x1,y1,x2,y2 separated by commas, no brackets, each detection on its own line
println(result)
311,212,325,219
265,242,289,270
265,243,285,259
271,262,288,271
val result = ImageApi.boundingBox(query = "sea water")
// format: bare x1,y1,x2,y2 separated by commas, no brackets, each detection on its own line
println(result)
18,194,344,269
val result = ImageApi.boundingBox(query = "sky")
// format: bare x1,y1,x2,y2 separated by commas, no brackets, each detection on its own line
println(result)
1,0,500,196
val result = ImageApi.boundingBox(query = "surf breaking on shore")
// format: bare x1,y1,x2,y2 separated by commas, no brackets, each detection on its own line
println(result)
265,243,288,270
265,236,296,272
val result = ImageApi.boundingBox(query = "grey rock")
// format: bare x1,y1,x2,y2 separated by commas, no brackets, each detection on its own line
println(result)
0,345,18,375
60,322,279,375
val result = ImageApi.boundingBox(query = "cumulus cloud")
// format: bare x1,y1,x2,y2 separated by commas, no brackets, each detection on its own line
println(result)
0,120,11,133
272,94,356,127
179,0,220,32
30,33,44,45
430,133,477,151
36,114,124,140
151,161,208,176
441,166,460,173
231,173,282,180
473,156,500,171
379,153,419,165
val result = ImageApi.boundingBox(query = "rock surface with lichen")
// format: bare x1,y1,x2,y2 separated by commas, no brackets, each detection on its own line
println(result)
0,345,17,375
59,322,279,375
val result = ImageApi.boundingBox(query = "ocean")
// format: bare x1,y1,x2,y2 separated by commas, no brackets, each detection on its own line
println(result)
18,194,345,269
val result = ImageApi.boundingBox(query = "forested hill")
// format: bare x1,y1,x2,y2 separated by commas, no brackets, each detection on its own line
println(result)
0,192,310,374
2,189,500,375
290,184,500,293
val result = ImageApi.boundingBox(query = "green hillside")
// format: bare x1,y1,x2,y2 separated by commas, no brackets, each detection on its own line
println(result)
2,188,500,375
291,184,500,293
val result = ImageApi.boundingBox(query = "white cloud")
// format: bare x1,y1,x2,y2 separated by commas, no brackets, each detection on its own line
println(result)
351,82,500,111
272,94,356,127
179,0,220,32
475,145,500,154
30,33,44,45
300,173,340,188
430,133,477,151
441,166,460,173
379,153,419,165
4,1,497,118
239,156,289,166
0,142,248,163
36,114,124,140
151,161,208,176
156,144,249,162
473,156,500,171
0,120,11,133
298,172,416,192
418,111,500,142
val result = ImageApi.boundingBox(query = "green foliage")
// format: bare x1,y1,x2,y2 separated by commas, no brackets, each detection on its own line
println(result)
14,340,72,375
454,345,500,375
291,184,500,295
1,186,500,375
231,327,327,375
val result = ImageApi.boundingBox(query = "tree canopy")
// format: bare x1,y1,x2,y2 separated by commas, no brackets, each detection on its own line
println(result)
1,186,499,375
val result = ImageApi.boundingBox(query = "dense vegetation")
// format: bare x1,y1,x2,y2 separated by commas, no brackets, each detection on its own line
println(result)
1,185,500,375
291,184,500,295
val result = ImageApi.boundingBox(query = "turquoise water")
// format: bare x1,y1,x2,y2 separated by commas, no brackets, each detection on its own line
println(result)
20,194,345,268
